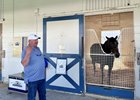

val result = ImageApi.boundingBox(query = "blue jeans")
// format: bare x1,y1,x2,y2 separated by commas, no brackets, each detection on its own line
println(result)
27,79,46,100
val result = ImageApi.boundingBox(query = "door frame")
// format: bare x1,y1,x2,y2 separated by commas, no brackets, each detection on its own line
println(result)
43,15,84,93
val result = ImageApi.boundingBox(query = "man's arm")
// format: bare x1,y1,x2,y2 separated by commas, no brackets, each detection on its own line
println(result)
21,46,32,67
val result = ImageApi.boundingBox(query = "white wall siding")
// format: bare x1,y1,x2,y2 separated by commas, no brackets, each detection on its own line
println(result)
134,6,140,100
2,0,83,82
83,0,136,11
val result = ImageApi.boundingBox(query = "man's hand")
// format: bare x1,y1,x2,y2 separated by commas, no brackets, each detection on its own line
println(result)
26,46,33,55
21,46,32,67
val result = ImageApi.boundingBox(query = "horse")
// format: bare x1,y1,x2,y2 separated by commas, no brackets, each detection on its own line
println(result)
90,36,120,85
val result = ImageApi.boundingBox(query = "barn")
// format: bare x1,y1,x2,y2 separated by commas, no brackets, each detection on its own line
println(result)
0,0,140,100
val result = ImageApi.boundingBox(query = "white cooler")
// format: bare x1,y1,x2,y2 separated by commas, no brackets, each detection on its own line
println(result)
8,73,27,93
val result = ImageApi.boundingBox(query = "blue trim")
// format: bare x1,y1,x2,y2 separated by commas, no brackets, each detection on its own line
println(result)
46,85,81,93
79,15,84,57
66,57,80,70
44,15,83,22
43,15,84,94
45,54,83,93
43,18,47,53
46,74,61,85
46,57,57,69
43,15,84,55
44,53,81,58
63,75,79,88
8,87,28,93
44,54,81,70
86,84,134,100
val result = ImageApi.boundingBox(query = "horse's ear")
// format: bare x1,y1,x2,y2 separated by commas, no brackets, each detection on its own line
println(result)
115,36,118,39
106,36,109,40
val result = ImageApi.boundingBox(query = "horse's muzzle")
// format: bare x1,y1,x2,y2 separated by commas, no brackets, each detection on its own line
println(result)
115,53,120,58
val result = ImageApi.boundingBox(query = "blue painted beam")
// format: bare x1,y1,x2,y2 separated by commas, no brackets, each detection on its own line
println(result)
86,84,134,100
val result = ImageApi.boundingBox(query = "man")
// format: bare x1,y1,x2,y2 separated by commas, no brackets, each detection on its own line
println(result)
21,34,46,100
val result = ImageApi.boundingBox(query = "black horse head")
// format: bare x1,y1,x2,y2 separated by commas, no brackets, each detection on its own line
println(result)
101,36,120,58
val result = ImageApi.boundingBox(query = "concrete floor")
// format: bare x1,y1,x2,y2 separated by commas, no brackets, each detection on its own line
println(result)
0,87,127,100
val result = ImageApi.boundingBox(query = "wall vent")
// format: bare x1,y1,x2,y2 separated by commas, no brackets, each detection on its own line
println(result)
84,0,131,11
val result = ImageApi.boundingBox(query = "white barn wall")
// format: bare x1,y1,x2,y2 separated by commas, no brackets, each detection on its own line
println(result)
2,0,83,82
2,1,23,82
1,0,140,99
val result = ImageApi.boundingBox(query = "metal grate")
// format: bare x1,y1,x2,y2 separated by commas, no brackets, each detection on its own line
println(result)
85,28,134,89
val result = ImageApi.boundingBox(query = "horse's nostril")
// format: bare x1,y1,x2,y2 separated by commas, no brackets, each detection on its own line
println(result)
115,53,120,58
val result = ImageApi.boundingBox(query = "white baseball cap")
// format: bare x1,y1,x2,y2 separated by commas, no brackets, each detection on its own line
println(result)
28,34,40,40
